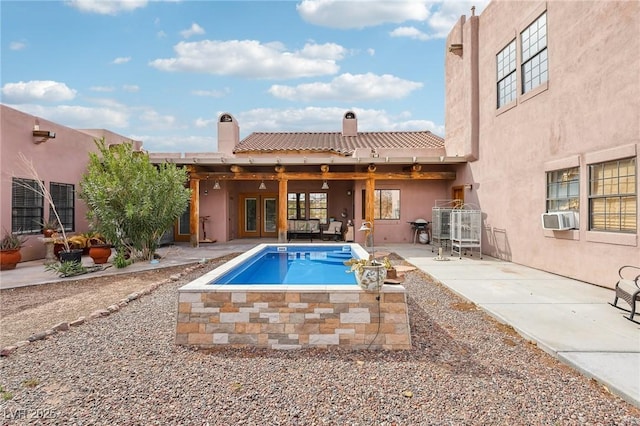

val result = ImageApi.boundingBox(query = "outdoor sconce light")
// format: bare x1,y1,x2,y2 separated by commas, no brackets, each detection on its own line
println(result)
32,129,56,144
258,180,267,190
321,180,329,190
464,184,473,191
213,180,221,190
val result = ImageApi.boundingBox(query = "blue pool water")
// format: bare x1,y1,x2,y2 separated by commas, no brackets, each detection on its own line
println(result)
210,245,359,285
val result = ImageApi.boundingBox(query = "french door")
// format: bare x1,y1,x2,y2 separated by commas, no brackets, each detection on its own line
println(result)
238,193,278,238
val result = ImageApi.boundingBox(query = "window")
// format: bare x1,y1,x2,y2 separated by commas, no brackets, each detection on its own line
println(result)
589,157,636,232
11,178,43,234
521,12,548,94
497,40,517,108
50,182,75,232
375,189,401,220
309,192,328,224
287,192,306,219
546,167,579,214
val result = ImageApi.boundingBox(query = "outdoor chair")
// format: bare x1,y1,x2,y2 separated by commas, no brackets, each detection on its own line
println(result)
324,221,343,241
610,265,640,324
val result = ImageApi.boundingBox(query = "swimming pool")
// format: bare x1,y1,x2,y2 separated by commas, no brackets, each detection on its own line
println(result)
176,243,411,350
211,245,357,285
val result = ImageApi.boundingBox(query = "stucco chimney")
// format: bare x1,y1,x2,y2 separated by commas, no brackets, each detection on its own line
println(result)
342,111,357,137
217,112,239,155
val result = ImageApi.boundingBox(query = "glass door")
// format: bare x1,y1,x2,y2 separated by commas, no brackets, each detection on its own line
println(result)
239,193,278,238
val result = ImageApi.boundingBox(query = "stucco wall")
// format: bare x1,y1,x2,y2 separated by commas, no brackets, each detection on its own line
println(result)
445,1,640,287
0,105,137,262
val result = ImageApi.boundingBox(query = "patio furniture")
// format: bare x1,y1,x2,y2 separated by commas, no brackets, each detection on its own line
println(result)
287,219,322,242
323,221,343,241
610,265,640,323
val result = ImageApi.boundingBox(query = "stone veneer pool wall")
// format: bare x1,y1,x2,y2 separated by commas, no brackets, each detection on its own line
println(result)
176,286,411,350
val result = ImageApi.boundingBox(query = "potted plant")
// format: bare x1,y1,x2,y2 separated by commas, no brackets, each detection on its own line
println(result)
344,256,386,291
38,219,59,238
382,256,398,279
87,233,112,264
0,229,27,270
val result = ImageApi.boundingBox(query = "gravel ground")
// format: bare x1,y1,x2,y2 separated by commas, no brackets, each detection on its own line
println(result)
1,257,639,425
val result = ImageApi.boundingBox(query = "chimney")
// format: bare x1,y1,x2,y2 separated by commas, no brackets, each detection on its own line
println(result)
342,111,357,137
217,112,239,154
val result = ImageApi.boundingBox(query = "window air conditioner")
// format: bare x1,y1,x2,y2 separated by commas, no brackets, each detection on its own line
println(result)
541,212,575,231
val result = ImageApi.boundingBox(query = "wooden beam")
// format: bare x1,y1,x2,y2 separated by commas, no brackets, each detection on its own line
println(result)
278,179,288,242
190,171,456,181
189,178,199,247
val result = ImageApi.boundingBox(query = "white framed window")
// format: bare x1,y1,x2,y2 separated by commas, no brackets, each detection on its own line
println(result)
589,157,636,232
497,39,517,108
521,12,548,94
546,167,579,214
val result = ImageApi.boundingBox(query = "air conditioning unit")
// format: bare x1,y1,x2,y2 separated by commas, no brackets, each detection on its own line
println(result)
541,212,575,231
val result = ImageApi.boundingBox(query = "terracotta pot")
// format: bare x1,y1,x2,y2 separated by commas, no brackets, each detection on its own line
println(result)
0,249,22,270
386,267,397,279
89,245,112,264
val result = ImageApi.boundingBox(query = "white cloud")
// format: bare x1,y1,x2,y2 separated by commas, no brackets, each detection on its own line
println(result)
1,81,77,103
66,0,148,15
367,48,375,56
113,56,131,64
180,23,205,39
157,30,167,38
235,106,442,136
390,26,430,41
268,73,422,102
194,117,216,128
297,0,489,39
297,0,430,29
131,134,217,153
138,109,177,130
90,86,115,92
192,89,230,98
9,41,27,51
122,85,140,92
149,40,342,79
8,103,129,129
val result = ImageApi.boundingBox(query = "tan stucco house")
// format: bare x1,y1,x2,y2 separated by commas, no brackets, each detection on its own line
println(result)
1,0,638,289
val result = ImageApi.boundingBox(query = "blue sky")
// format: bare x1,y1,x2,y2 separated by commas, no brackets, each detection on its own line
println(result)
2,0,488,153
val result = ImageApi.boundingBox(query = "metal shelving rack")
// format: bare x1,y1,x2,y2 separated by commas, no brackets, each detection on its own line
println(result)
431,200,460,253
450,204,482,259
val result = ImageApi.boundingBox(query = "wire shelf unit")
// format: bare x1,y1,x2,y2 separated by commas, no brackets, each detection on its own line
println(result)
450,204,482,259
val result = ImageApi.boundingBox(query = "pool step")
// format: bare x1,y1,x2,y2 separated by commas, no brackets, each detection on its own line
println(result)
327,251,352,259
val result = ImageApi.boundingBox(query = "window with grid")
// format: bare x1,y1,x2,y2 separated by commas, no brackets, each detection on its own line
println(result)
309,192,328,224
521,12,548,94
497,39,517,108
50,182,75,232
589,157,636,232
12,178,43,234
287,192,306,219
546,167,579,216
375,189,401,220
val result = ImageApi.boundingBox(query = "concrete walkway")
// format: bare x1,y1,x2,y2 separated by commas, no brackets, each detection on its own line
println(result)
1,240,638,408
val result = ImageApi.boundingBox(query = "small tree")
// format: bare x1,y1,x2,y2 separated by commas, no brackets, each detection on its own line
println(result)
79,139,190,261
